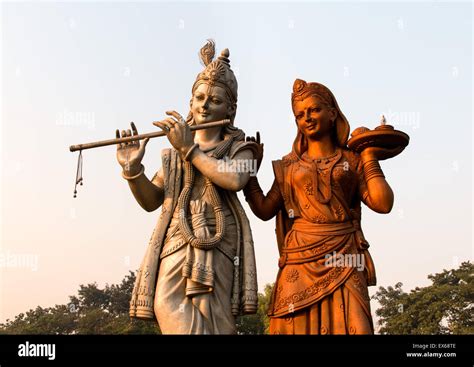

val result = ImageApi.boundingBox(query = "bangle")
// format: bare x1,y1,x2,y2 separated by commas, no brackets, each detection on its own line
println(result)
183,143,199,161
122,164,145,180
361,156,378,166
363,160,385,182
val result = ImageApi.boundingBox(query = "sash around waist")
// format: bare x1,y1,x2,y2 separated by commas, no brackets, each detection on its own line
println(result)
291,219,356,236
279,219,357,262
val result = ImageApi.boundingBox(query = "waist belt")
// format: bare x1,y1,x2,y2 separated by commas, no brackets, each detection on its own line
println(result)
291,219,356,236
278,220,356,268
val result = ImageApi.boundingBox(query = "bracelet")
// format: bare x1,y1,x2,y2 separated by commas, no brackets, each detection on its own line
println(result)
122,164,145,180
361,156,378,166
183,143,199,161
363,160,385,182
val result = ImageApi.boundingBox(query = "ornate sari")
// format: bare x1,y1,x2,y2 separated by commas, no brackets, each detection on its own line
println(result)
244,147,376,334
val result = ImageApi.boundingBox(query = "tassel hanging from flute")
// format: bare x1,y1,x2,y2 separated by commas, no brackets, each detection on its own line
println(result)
73,150,84,198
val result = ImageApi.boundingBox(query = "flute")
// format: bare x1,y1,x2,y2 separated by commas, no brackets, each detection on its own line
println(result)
69,118,231,197
69,119,231,152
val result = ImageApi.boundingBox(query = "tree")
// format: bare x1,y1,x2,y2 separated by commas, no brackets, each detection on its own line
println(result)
0,271,160,334
0,271,275,335
236,283,273,334
372,261,473,334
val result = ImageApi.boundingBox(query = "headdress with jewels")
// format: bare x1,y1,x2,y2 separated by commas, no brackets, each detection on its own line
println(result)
192,40,238,106
290,78,351,155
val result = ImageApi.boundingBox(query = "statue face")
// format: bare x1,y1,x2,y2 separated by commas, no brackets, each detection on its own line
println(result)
293,95,336,140
191,83,231,125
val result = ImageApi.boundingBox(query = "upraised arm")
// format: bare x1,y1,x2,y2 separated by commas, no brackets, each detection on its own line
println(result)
243,176,284,221
358,147,401,214
116,122,164,212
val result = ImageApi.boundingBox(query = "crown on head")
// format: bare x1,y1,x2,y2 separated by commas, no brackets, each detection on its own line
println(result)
291,79,333,107
192,40,238,104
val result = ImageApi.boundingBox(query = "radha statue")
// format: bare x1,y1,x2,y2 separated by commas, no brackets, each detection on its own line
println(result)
244,79,404,334
115,40,259,334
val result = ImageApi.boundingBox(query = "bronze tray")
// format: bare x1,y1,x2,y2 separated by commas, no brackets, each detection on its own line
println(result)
347,125,409,158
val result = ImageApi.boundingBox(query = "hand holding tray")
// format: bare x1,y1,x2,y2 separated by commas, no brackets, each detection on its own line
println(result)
347,116,410,160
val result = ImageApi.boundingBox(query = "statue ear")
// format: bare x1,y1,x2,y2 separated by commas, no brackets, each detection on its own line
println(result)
227,103,236,117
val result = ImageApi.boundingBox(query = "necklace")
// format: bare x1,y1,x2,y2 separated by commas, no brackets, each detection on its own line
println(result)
302,148,339,164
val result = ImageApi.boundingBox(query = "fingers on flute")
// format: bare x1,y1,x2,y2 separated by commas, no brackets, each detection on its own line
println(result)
120,129,128,148
153,121,168,133
131,122,139,146
165,118,178,128
121,129,129,146
166,110,182,121
160,119,174,130
116,129,122,149
124,129,132,146
131,122,138,135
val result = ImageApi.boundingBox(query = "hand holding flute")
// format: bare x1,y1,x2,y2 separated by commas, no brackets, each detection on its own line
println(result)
116,121,150,177
116,110,212,177
152,110,196,159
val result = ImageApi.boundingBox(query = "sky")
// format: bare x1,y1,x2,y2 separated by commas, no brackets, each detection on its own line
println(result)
0,1,472,329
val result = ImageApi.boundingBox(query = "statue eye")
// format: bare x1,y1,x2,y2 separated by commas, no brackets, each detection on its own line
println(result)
195,95,205,101
296,113,304,120
311,107,321,113
212,98,222,104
